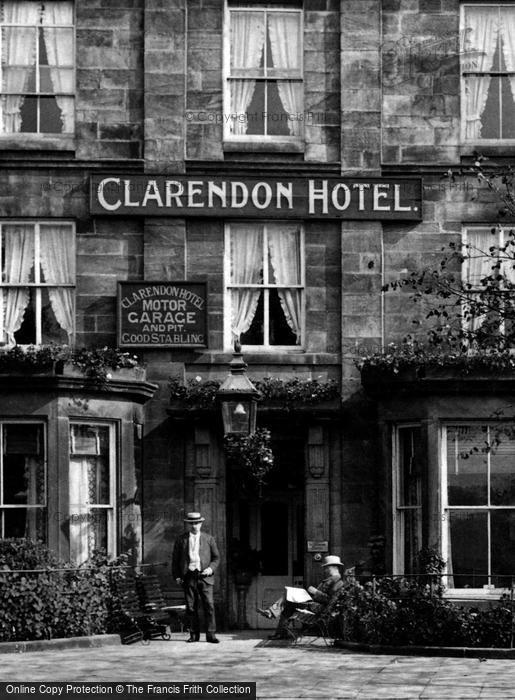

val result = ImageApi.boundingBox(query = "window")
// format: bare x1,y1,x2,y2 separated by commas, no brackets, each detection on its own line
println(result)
0,422,46,541
443,425,515,589
224,3,303,142
0,222,75,346
69,423,116,565
0,1,74,135
225,222,304,349
461,4,515,141
394,426,423,576
462,226,515,342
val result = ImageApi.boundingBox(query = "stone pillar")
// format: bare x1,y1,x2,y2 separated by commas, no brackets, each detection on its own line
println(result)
340,0,381,174
305,425,330,585
339,0,383,570
144,0,186,173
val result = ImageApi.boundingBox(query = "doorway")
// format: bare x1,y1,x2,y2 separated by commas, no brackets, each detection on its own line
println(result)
229,432,305,629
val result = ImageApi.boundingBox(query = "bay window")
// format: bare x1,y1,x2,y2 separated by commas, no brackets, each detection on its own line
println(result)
443,424,515,589
0,422,46,541
0,222,75,346
225,222,304,349
461,4,515,141
225,3,303,142
0,1,74,135
69,423,116,565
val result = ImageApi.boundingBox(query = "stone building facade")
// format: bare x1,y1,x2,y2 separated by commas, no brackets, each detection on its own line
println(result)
0,0,513,628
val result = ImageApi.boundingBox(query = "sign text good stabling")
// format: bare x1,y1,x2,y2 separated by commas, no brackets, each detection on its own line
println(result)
118,282,207,348
91,175,422,220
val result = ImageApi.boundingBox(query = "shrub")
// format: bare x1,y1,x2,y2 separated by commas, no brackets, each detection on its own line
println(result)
339,576,515,648
0,539,127,642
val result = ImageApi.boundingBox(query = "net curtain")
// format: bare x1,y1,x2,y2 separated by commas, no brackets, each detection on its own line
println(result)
2,224,74,344
39,224,75,339
1,1,73,133
230,224,301,344
463,7,515,139
230,11,265,136
267,12,302,137
230,10,302,136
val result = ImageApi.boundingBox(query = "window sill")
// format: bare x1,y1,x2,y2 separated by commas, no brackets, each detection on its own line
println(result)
193,349,340,365
223,140,304,154
460,143,515,159
0,134,75,153
444,588,510,601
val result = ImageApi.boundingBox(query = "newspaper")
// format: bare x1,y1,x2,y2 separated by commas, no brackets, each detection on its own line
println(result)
284,586,313,604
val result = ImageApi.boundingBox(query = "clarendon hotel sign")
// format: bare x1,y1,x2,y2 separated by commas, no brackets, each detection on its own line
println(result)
90,175,422,220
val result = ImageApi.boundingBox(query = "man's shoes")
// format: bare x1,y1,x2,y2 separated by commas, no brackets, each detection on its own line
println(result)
256,607,273,619
206,635,219,644
186,633,200,643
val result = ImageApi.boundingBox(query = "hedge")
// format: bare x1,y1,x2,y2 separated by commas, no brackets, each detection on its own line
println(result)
340,577,514,648
0,539,126,642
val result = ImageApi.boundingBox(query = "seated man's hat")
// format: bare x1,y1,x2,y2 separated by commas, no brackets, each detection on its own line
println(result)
321,555,343,568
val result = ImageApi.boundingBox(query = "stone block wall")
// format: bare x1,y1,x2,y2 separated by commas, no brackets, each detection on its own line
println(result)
186,0,224,161
340,0,381,173
382,0,461,164
381,172,503,344
76,217,143,347
144,0,186,172
304,0,340,162
75,0,144,161
184,0,340,161
305,221,341,354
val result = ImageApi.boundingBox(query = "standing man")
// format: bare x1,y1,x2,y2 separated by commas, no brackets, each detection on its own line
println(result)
172,512,220,643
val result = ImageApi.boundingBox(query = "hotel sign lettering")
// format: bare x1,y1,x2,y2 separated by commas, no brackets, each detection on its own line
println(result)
118,282,207,348
91,175,422,220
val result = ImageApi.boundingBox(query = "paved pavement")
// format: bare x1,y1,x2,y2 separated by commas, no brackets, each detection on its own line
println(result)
1,632,515,699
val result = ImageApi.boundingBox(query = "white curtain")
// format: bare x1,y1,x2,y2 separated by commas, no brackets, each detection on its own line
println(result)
69,456,91,566
465,230,497,335
268,12,302,137
41,2,74,133
500,8,515,129
463,7,499,140
465,229,495,288
1,2,40,133
24,456,40,538
3,225,34,345
267,225,302,342
230,11,265,135
39,224,74,341
230,224,262,340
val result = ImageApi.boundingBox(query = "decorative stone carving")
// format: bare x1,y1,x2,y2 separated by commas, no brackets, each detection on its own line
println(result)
307,425,325,478
194,426,212,478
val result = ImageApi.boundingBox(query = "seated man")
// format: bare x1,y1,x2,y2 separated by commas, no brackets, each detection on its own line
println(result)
257,554,345,639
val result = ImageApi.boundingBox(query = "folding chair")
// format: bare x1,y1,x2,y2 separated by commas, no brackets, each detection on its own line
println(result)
286,589,345,646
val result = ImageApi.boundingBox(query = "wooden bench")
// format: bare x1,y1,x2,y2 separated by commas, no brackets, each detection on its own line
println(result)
111,575,173,644
136,574,186,633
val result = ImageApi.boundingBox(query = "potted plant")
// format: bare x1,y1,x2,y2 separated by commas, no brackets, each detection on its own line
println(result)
224,428,275,497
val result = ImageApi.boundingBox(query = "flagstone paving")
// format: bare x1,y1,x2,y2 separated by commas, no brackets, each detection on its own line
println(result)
1,632,515,699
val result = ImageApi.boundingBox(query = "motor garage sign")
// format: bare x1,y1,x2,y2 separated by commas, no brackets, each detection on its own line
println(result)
91,175,422,220
118,282,207,347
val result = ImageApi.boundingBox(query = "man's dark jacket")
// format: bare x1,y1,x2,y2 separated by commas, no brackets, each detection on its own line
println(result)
172,532,220,585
